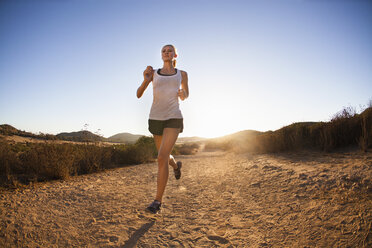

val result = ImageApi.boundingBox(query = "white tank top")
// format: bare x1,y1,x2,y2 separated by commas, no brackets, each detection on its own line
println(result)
149,68,183,120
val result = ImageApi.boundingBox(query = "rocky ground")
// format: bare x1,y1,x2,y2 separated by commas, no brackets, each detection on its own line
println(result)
1,150,371,247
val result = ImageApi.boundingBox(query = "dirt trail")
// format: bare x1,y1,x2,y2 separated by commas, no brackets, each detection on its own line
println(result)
1,150,371,247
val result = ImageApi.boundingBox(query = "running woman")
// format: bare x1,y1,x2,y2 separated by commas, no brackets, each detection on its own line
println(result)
136,44,189,214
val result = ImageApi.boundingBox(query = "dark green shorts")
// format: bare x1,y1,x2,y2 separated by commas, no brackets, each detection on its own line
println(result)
148,118,184,135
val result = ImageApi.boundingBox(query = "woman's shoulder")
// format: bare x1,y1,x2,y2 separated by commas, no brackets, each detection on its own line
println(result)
153,68,160,75
178,69,188,82
178,69,188,76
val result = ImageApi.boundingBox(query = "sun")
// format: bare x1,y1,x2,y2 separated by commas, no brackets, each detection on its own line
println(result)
184,114,243,139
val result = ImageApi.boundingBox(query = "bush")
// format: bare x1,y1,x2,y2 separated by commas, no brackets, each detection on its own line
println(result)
134,136,157,162
19,143,76,181
75,145,113,175
252,107,372,153
0,140,20,185
204,140,232,151
112,136,157,165
174,142,200,155
206,106,372,154
0,136,157,188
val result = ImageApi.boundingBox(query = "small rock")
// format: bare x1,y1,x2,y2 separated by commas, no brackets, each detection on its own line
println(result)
251,182,261,187
207,235,229,244
109,236,119,242
299,173,308,180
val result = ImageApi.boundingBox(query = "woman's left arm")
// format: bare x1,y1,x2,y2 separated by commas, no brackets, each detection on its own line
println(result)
178,71,189,101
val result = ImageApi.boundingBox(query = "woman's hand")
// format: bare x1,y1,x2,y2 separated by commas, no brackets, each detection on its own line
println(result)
137,66,154,98
178,89,187,100
143,66,154,83
178,71,189,101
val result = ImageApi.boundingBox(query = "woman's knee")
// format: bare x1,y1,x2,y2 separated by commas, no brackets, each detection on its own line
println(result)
157,152,169,166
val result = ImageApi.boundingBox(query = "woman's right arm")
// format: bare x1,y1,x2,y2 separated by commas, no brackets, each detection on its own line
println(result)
137,66,154,98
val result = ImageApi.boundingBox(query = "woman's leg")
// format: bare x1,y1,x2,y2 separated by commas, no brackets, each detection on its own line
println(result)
153,135,178,169
169,155,177,169
155,128,180,202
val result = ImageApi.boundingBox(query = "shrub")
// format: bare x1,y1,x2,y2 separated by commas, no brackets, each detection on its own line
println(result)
134,136,157,161
208,106,372,154
75,145,113,174
19,143,76,181
204,140,232,151
251,106,372,153
0,137,157,188
0,140,20,185
112,136,157,165
359,107,372,152
175,142,200,155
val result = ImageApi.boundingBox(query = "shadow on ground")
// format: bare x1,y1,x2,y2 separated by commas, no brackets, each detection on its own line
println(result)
121,220,155,248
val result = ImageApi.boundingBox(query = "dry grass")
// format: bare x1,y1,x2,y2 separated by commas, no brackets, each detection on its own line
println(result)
174,142,201,155
2,106,371,188
0,136,157,188
0,134,202,188
206,107,372,153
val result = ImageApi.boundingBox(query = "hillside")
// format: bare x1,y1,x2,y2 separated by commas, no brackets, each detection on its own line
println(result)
205,107,372,153
215,129,263,142
176,136,207,144
0,124,57,140
0,124,19,135
0,124,205,145
206,129,263,145
107,133,144,144
56,131,105,142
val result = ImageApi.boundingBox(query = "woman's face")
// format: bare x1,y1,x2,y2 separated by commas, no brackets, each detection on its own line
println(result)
161,46,177,62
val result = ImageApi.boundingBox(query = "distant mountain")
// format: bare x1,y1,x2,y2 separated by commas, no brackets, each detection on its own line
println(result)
1,121,321,145
57,131,105,142
0,124,21,135
107,133,144,144
210,129,263,142
210,123,319,143
0,124,57,140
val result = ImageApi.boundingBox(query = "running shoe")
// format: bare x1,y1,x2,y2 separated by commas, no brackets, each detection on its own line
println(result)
146,200,161,214
174,161,182,180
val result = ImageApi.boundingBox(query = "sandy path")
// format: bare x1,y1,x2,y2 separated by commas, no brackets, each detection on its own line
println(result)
1,150,371,247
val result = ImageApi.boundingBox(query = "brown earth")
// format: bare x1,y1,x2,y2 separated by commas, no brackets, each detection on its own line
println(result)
0,149,371,247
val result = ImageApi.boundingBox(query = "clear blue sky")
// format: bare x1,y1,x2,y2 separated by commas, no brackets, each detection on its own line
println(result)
1,0,371,138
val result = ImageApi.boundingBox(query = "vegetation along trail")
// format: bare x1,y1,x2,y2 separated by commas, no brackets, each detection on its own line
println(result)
1,149,371,247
